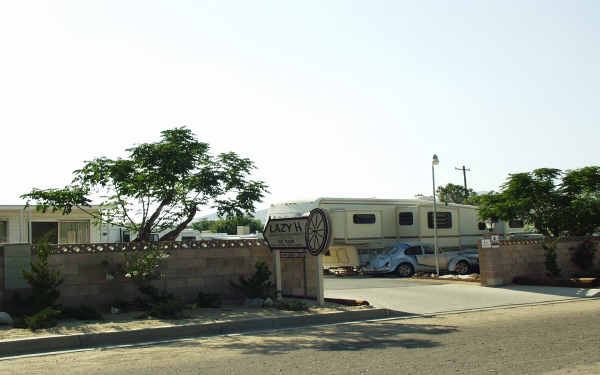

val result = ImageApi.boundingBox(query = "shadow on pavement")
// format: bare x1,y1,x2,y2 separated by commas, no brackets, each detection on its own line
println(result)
497,284,600,299
152,320,458,355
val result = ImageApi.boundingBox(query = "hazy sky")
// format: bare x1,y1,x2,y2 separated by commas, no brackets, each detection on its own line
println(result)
1,1,598,214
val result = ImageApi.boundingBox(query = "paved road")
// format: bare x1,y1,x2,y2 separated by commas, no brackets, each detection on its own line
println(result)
4,299,600,374
325,276,600,314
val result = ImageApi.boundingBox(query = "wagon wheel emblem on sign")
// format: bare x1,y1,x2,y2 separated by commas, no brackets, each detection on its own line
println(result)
305,208,330,256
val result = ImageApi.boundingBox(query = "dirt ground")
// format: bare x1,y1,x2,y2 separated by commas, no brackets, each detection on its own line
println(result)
0,299,368,341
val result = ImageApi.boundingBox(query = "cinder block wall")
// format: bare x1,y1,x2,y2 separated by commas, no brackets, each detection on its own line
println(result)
0,247,4,308
1,241,321,311
479,237,600,286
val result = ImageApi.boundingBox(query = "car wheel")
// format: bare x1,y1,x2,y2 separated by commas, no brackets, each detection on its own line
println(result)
396,263,414,278
455,261,470,275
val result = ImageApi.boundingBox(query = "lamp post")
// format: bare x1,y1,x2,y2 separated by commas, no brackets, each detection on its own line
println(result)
432,154,440,276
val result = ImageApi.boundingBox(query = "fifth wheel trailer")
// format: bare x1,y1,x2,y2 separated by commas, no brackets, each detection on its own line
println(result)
266,197,524,271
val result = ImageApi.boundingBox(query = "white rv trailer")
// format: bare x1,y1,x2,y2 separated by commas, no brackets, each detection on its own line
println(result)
267,197,517,270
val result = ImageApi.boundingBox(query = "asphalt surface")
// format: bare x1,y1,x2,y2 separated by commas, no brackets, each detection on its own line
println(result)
324,276,600,314
3,299,600,374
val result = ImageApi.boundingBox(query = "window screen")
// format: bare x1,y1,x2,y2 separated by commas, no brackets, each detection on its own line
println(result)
398,212,414,226
0,221,7,243
60,222,90,244
353,214,376,224
427,212,452,229
509,220,524,228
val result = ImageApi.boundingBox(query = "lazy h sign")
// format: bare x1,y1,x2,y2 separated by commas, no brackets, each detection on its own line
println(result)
263,208,331,256
264,218,307,249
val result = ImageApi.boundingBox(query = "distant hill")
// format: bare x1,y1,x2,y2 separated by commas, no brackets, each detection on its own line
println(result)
198,208,269,224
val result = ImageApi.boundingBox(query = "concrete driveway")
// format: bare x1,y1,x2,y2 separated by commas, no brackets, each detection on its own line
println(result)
324,276,600,314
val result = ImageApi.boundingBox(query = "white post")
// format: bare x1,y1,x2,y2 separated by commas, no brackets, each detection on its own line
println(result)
273,249,283,301
316,253,324,305
432,155,440,276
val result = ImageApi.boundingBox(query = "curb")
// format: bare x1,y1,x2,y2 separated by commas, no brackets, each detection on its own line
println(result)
0,308,406,358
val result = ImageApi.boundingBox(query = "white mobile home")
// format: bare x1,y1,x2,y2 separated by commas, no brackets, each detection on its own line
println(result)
267,197,513,269
0,205,104,245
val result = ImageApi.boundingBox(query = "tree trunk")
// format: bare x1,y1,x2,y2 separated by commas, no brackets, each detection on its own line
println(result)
159,206,197,242
133,198,172,242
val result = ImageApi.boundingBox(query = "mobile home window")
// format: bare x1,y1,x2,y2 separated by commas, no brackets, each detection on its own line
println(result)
182,236,196,241
427,212,452,229
509,220,524,228
0,220,7,243
149,233,160,242
121,231,131,243
353,214,376,224
60,221,90,244
398,212,414,226
478,222,487,231
32,222,59,244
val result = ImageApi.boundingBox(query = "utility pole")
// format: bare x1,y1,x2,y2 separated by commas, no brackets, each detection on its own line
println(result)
455,165,471,199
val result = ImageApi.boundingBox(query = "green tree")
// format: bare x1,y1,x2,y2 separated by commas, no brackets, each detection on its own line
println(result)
22,127,268,241
212,216,264,234
437,183,477,204
477,167,600,237
191,215,264,234
190,219,213,232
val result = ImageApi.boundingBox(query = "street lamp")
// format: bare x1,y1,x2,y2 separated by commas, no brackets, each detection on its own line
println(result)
432,154,440,276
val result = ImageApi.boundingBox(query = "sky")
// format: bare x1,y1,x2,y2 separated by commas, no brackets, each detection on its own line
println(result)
1,1,598,215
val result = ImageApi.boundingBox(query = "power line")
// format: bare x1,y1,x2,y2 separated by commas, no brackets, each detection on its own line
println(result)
455,165,471,199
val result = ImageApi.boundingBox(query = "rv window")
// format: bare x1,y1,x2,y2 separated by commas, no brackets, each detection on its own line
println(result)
427,212,452,229
404,246,422,256
478,222,487,231
0,220,7,243
509,220,524,228
398,212,413,226
423,245,435,254
353,214,376,224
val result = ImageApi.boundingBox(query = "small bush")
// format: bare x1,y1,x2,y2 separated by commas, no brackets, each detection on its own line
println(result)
110,299,133,313
24,307,62,331
22,234,64,313
231,261,276,299
276,300,309,311
149,299,185,319
196,292,222,308
12,317,27,329
571,239,597,270
61,305,103,321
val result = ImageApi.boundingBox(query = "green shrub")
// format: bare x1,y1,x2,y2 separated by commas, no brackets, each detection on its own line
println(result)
230,261,276,299
61,305,103,321
196,292,222,308
543,238,562,278
571,239,597,270
276,300,309,311
24,307,62,331
149,299,185,319
22,233,64,313
110,299,133,313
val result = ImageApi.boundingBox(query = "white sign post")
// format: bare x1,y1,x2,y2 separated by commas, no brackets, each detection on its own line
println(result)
263,209,331,305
